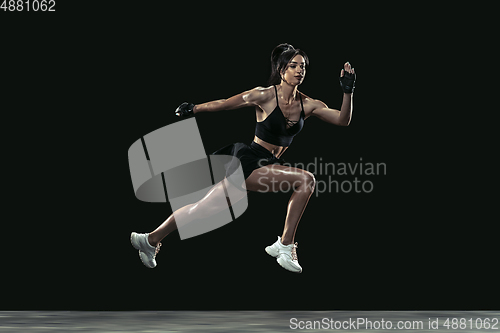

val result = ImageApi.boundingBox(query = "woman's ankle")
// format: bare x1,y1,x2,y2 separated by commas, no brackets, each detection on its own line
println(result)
148,233,158,247
280,236,293,246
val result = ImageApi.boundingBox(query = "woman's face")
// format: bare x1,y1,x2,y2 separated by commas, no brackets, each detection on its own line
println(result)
282,55,306,86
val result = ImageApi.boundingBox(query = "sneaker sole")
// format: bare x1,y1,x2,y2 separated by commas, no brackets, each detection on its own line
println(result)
139,251,156,269
276,256,302,273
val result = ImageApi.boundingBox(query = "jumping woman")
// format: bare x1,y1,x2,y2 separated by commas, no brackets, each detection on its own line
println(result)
131,43,355,273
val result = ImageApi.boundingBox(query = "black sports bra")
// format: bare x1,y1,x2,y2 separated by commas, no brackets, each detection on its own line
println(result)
254,85,305,147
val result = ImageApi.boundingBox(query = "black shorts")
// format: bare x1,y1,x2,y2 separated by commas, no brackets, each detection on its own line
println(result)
211,141,285,180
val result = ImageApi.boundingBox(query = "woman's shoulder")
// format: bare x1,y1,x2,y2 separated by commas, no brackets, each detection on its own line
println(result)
245,85,276,103
297,90,328,118
298,90,324,107
252,85,276,95
298,90,312,102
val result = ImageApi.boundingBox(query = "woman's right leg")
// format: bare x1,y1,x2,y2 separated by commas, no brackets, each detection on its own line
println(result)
131,178,246,268
146,207,181,247
147,178,246,246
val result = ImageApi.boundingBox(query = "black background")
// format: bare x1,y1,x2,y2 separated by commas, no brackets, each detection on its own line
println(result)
1,3,495,310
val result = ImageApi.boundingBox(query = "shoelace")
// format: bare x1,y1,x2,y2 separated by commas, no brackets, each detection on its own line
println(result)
291,242,298,261
154,242,162,257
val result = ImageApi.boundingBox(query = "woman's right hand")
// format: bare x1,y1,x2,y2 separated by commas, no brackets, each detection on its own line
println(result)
175,102,196,118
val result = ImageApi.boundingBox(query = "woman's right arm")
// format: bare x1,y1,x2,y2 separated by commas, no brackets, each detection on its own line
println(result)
193,87,270,114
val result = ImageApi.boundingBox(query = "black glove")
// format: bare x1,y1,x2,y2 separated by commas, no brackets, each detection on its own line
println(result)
339,71,356,94
175,102,196,118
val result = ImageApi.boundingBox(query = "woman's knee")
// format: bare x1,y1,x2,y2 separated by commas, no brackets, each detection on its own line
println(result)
297,170,316,192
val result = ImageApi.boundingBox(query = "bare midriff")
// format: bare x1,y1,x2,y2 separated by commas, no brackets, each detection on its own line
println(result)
253,136,288,158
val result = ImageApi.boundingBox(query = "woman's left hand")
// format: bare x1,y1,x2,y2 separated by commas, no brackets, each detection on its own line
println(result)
339,62,355,94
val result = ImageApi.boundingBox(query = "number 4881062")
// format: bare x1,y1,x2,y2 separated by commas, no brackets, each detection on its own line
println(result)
1,0,56,11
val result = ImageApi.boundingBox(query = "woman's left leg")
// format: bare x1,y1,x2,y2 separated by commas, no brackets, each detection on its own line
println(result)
245,164,316,245
245,164,315,273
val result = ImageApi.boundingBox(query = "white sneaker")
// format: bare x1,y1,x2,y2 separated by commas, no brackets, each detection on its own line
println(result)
130,232,161,268
265,236,302,273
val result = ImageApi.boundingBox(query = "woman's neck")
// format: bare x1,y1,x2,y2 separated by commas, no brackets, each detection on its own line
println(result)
279,81,298,105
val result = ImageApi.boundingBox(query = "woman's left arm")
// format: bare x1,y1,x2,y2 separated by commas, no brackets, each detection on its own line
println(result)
310,93,352,126
310,62,355,127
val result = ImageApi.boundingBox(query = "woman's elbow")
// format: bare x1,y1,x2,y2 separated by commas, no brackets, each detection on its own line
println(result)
338,119,351,126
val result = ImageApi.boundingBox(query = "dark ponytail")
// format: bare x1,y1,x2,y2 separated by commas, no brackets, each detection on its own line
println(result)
268,43,309,85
